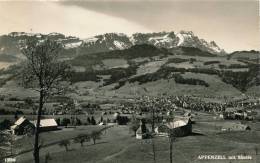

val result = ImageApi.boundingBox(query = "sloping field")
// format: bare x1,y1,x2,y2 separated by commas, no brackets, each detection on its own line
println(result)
16,125,259,163
102,59,129,69
136,60,166,76
116,72,241,98
0,80,38,99
181,72,241,96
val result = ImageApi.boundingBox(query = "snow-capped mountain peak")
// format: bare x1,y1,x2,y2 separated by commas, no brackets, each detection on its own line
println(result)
80,31,225,54
174,31,224,54
1,31,225,56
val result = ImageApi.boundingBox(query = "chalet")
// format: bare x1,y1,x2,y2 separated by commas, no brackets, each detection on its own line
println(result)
155,117,192,137
10,116,34,135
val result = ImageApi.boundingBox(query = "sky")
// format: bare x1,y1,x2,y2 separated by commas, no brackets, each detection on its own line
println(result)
0,0,259,52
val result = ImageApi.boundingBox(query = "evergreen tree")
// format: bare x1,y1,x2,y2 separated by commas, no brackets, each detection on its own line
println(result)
91,116,96,125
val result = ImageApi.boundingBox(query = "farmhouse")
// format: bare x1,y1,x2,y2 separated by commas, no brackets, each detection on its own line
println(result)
11,117,58,135
155,117,192,137
11,116,34,135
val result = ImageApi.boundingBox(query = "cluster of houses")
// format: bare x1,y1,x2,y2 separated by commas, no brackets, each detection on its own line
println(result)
10,116,58,135
220,107,254,120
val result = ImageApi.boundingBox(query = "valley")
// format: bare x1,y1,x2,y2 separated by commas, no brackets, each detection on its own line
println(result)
0,31,259,163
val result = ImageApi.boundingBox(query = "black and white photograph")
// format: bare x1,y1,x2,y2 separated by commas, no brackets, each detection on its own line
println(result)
0,0,259,163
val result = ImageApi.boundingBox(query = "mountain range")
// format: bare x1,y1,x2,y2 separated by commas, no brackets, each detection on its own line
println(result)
0,30,225,63
81,31,225,55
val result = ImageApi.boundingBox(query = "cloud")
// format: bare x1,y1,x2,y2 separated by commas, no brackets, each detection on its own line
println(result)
60,0,259,52
0,0,259,52
0,1,151,37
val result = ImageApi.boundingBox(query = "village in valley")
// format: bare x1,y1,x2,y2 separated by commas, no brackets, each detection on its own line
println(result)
1,81,260,163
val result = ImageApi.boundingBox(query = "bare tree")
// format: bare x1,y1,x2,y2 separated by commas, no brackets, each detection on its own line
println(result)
44,152,51,163
129,119,139,136
168,129,176,163
59,140,70,152
151,137,156,163
91,131,102,145
20,37,71,163
74,134,91,147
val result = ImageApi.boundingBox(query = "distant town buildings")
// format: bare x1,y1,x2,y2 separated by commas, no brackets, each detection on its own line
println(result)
221,107,254,120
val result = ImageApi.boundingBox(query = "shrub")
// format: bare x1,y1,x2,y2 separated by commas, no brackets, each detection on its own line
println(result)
69,70,101,83
129,119,140,136
90,131,102,144
9,97,20,101
174,74,209,87
91,116,96,125
203,61,220,65
167,58,189,64
56,118,61,126
116,116,130,125
0,119,11,130
59,140,70,152
74,134,90,147
75,118,82,126
227,64,248,69
61,118,71,126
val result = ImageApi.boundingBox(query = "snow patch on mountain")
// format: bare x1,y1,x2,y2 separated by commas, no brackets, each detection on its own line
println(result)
149,34,173,45
8,32,41,37
176,33,184,46
209,41,222,53
48,32,61,36
113,40,126,50
129,36,137,44
64,41,82,49
83,37,99,43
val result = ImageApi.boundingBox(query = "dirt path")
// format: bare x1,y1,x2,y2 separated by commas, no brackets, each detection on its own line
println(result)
101,145,132,162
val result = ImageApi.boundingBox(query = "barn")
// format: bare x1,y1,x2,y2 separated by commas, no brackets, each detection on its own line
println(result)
32,119,58,132
155,117,192,137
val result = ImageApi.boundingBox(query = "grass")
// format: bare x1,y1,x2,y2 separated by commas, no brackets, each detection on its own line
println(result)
102,59,129,69
14,115,260,163
15,126,106,153
6,110,258,163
